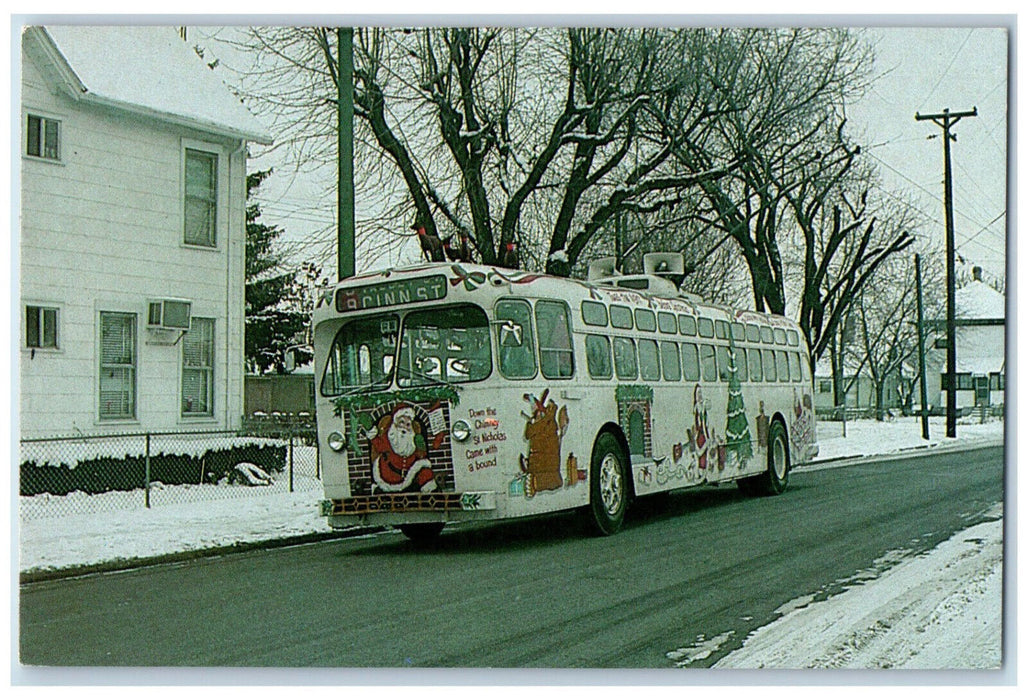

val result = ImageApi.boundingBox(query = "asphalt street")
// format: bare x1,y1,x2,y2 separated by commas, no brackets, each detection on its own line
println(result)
19,444,1004,669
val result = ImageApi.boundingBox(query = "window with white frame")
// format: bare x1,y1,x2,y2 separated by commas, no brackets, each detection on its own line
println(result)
26,113,60,160
182,317,215,417
99,312,136,420
184,148,218,247
25,305,59,349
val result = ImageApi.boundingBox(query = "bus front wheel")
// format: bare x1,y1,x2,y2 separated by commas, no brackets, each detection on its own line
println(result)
398,522,445,542
588,432,628,536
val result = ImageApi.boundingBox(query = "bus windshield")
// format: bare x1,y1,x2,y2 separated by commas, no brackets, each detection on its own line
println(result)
320,314,400,396
397,304,491,387
319,304,491,396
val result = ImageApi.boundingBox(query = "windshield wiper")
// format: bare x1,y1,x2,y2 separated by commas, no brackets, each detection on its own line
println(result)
396,366,462,394
339,376,392,398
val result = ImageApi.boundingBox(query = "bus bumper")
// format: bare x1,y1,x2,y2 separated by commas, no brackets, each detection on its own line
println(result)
320,491,497,519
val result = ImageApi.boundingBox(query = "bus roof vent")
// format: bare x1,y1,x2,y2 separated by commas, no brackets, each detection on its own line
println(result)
588,257,620,281
643,252,685,278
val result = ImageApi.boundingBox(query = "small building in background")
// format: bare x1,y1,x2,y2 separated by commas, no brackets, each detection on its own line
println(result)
814,267,1005,419
244,372,316,417
927,267,1006,413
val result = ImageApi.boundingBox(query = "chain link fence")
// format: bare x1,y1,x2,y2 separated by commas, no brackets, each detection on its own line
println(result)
19,418,320,521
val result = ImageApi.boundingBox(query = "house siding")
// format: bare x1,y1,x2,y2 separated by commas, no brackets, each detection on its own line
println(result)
19,36,246,438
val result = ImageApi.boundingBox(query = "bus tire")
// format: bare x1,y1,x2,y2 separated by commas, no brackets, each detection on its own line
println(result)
588,432,628,536
760,420,790,495
398,522,444,542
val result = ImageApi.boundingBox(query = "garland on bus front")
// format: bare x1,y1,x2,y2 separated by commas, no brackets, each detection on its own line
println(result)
331,385,460,417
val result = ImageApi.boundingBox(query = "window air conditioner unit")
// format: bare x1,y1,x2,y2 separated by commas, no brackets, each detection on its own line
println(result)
147,299,192,330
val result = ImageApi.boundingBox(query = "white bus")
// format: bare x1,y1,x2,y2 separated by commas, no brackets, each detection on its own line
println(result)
309,255,818,540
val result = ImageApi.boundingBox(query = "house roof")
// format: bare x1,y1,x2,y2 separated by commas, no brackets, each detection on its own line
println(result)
955,280,1005,320
37,25,272,144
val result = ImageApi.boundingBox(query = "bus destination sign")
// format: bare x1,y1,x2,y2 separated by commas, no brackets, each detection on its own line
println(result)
336,275,448,313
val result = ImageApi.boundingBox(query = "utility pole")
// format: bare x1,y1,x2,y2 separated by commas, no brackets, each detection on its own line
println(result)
915,106,976,438
337,28,355,282
915,253,929,440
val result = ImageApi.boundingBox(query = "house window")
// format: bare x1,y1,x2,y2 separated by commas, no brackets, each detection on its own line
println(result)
99,312,136,420
184,148,218,247
940,373,974,391
25,305,59,349
26,114,60,160
182,317,215,417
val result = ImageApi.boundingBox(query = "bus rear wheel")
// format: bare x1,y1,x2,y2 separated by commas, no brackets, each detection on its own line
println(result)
398,522,444,542
587,432,628,536
740,420,790,496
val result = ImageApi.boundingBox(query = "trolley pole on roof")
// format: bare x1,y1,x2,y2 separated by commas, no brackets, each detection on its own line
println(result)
337,27,355,282
915,106,976,438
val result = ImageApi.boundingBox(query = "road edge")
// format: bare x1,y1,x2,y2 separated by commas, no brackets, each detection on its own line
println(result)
20,437,1005,584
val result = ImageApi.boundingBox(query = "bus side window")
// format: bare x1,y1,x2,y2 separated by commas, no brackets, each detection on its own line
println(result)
638,338,660,381
613,337,638,380
762,349,777,382
748,345,763,382
682,342,700,381
700,344,717,382
660,341,681,381
776,350,790,382
586,335,613,379
536,300,575,379
495,299,537,379
716,345,732,382
789,352,803,382
735,347,747,382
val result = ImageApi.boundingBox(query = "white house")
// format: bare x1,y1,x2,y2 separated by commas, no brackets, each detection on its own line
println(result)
19,26,272,439
813,267,1005,418
926,269,1006,412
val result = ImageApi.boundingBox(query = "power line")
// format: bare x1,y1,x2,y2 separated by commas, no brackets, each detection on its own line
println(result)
956,211,1006,253
920,29,974,110
864,150,1001,247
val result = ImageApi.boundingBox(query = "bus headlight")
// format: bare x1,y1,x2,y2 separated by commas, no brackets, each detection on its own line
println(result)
451,420,471,442
327,431,347,452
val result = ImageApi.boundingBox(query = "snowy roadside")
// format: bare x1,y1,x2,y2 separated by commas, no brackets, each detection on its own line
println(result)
707,503,1004,670
17,416,1004,577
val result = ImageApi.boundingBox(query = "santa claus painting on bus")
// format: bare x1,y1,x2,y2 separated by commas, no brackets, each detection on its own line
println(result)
369,403,438,493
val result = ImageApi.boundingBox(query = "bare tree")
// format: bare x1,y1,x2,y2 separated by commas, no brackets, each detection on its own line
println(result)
851,245,944,419
673,28,914,359
233,27,743,273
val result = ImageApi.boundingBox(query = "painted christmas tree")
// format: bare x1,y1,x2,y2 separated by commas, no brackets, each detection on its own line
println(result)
724,340,753,465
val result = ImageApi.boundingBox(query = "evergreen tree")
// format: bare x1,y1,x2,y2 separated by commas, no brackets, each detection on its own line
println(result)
724,338,753,464
245,169,314,374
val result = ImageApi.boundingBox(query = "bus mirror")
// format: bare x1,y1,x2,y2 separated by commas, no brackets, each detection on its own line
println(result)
499,321,523,347
283,344,311,374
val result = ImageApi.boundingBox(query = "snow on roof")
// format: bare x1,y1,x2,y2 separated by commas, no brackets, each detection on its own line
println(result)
42,25,272,144
955,280,1005,320
957,355,1004,375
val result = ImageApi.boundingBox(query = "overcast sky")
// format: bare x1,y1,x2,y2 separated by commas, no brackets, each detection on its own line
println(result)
192,22,1010,283
845,26,1008,283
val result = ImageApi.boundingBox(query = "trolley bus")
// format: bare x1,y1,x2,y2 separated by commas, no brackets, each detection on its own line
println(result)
307,254,818,539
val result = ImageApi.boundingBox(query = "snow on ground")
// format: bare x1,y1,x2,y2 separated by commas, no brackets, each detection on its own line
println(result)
706,504,1004,669
807,414,1004,463
16,416,1006,670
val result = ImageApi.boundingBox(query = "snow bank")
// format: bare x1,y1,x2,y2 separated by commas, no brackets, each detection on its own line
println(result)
709,505,1004,669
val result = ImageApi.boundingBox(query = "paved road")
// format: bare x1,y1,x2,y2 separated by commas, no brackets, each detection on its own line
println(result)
19,445,1004,668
